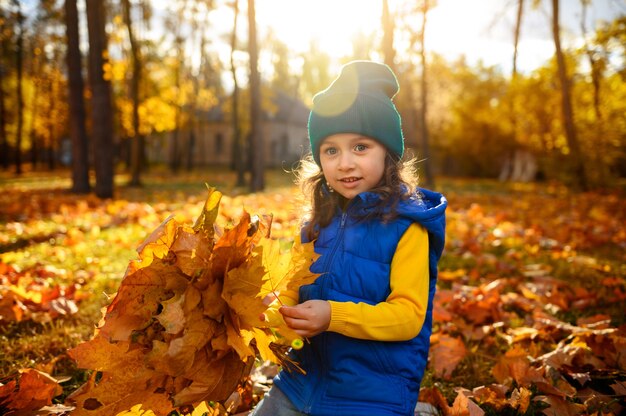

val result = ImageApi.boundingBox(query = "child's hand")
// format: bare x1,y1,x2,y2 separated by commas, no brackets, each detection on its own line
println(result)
279,300,331,337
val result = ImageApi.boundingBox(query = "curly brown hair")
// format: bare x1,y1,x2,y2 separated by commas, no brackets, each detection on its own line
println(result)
294,152,420,241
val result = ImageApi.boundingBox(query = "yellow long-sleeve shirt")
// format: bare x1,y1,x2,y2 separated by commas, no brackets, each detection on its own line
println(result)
265,223,430,342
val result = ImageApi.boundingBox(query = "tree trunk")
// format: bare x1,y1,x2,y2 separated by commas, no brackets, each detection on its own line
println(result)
64,0,91,193
186,130,195,171
14,0,24,175
248,0,264,192
169,35,183,174
46,74,58,171
418,0,435,189
30,79,41,170
122,0,143,186
579,0,604,182
500,0,525,182
86,0,115,198
230,0,246,187
551,0,588,190
0,44,7,170
579,0,601,122
381,0,395,71
512,0,524,77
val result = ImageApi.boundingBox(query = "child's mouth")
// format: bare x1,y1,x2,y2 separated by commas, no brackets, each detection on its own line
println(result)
340,177,361,183
339,177,362,187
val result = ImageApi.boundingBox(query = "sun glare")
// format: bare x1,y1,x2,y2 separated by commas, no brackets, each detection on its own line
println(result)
425,0,555,72
256,0,381,58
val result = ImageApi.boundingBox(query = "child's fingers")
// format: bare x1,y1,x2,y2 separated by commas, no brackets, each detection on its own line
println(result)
279,305,306,319
279,301,330,337
280,308,312,331
280,309,308,328
282,317,314,336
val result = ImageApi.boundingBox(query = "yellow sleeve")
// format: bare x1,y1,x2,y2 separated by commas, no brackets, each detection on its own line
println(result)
326,223,430,341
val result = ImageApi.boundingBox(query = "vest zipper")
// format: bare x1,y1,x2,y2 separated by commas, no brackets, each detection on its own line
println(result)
321,211,348,271
304,210,348,413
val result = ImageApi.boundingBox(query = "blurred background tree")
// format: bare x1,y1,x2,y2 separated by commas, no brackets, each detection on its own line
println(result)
0,0,623,195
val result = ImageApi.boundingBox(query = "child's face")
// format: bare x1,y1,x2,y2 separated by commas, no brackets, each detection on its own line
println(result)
319,133,386,200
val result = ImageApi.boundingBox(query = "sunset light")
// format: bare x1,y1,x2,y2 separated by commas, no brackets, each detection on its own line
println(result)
255,0,381,58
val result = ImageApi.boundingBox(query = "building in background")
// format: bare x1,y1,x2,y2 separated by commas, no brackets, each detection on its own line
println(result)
146,89,310,169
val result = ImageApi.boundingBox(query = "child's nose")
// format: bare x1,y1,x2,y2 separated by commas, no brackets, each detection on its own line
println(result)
338,153,355,170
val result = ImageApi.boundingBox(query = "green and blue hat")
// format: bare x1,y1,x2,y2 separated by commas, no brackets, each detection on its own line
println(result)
308,60,404,165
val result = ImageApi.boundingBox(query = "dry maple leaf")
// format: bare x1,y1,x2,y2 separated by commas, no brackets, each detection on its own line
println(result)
418,386,484,416
533,394,586,416
447,389,485,416
508,387,531,413
429,333,468,380
0,369,62,413
491,344,546,387
470,384,532,414
67,187,318,416
222,234,319,363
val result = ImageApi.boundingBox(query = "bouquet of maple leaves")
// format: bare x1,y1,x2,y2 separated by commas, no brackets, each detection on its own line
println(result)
66,188,319,415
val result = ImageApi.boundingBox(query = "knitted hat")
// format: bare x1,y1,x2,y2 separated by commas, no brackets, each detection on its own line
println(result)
308,60,404,165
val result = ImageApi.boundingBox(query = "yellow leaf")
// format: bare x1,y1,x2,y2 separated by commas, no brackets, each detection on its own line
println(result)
136,216,179,267
116,404,157,416
193,186,222,239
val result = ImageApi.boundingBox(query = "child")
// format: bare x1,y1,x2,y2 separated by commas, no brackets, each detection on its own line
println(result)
252,60,447,416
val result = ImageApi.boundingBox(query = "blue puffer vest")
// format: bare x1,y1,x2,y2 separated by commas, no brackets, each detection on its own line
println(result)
274,188,447,416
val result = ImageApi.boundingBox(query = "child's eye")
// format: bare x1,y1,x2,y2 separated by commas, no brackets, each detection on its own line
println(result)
354,144,367,152
324,147,337,155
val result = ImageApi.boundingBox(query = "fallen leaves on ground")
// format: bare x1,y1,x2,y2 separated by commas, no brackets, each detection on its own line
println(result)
1,176,625,415
420,188,626,416
0,368,63,414
0,262,83,324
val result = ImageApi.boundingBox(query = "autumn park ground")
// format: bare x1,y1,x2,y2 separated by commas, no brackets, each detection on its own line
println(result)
1,167,625,415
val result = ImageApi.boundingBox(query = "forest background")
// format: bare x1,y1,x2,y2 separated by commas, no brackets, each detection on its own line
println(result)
0,0,625,415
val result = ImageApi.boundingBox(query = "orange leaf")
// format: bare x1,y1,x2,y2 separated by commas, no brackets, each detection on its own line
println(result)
492,344,545,386
156,293,187,335
471,384,508,410
98,259,188,341
67,371,173,416
447,389,484,416
508,387,531,413
418,386,450,412
533,395,585,416
0,369,62,412
430,334,468,379
171,352,252,406
171,226,213,278
209,213,271,285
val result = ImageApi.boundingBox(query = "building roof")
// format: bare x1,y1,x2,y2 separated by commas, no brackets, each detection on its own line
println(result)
269,89,310,124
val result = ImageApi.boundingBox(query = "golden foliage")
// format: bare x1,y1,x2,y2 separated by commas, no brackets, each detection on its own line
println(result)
63,187,318,415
